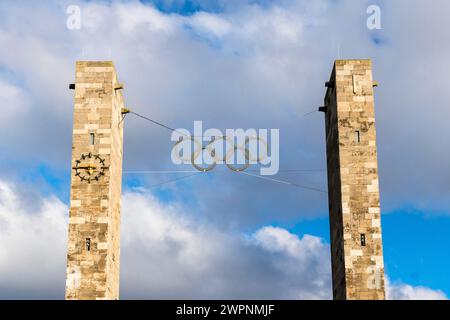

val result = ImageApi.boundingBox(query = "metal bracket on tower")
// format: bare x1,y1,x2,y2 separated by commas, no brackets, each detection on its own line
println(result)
121,108,131,115
319,106,328,113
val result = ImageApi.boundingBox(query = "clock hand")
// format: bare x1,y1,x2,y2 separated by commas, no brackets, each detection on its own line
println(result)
73,165,97,169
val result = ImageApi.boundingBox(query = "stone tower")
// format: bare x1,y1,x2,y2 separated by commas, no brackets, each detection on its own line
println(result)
322,60,385,300
65,61,125,300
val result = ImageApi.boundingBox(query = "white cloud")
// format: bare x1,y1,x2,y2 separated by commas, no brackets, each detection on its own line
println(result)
188,12,231,38
0,0,449,301
120,190,332,299
0,0,448,227
115,2,181,33
2,0,449,226
0,179,331,299
0,78,29,125
386,278,447,300
253,226,323,258
0,181,68,299
0,179,446,299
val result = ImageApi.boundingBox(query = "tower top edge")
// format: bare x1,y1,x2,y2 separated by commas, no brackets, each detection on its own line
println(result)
76,61,115,67
334,59,372,65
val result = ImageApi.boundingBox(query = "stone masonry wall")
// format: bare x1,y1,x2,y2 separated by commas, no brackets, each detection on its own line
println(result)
65,61,124,300
324,60,385,300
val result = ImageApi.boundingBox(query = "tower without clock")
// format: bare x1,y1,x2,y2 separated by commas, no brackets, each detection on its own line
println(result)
322,60,385,300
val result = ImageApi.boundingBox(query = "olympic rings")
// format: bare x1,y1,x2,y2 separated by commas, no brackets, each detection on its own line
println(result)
172,135,269,172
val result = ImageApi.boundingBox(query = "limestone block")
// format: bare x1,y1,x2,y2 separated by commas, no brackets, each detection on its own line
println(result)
65,61,124,301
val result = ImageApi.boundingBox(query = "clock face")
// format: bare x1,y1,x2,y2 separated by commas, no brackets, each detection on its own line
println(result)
72,153,108,183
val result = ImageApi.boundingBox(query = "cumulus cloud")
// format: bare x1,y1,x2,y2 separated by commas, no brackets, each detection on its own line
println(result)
0,0,332,227
386,278,447,300
0,0,448,301
0,79,29,124
120,190,332,299
0,0,448,228
188,12,232,38
0,181,67,299
0,179,445,299
0,179,331,299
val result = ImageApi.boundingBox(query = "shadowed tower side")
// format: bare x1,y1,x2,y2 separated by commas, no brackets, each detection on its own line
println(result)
65,61,125,300
322,60,385,300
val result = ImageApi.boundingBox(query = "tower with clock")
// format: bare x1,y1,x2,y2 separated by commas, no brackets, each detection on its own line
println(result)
65,61,125,300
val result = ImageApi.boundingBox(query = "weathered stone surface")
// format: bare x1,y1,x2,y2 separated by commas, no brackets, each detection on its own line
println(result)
65,61,124,300
324,60,385,300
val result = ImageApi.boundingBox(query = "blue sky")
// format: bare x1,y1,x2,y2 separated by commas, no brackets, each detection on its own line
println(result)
0,0,449,299
141,0,279,15
291,212,450,295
